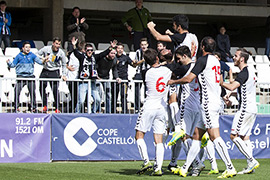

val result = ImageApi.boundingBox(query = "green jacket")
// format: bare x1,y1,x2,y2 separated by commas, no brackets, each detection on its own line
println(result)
122,7,152,32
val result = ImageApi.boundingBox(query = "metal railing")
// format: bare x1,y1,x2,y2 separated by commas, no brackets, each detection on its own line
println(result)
0,77,145,114
1,77,270,114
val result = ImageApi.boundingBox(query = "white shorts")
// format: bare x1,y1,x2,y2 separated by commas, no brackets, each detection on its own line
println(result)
201,107,220,129
135,106,167,134
176,108,202,136
231,111,256,136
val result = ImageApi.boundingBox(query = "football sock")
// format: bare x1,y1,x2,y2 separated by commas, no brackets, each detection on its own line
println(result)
182,140,201,172
206,140,218,170
170,140,182,166
169,102,179,126
155,143,164,171
233,137,254,162
136,139,149,165
213,137,234,170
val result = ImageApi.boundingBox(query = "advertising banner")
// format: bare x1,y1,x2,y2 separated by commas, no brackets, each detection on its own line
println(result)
51,114,270,161
0,113,51,163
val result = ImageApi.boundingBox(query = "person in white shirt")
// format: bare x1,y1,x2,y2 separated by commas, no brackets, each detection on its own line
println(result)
220,48,259,175
168,36,236,178
135,48,172,176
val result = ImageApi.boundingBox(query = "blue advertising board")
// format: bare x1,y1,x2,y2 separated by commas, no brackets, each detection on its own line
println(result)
51,114,270,161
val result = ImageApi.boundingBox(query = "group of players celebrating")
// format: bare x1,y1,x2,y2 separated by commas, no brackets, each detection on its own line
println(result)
134,14,260,178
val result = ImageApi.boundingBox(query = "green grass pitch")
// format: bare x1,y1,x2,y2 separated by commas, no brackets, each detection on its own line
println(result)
0,159,269,179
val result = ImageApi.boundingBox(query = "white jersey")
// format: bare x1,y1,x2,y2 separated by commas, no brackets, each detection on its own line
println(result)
177,33,199,62
235,66,257,113
144,66,172,109
191,54,221,111
175,62,200,111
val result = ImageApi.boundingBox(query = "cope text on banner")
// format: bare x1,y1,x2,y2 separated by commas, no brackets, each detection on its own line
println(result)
51,114,270,161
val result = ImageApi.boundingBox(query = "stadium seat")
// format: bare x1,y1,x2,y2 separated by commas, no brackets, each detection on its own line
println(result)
254,55,269,64
30,48,38,54
244,47,257,55
33,40,45,50
47,41,53,46
129,51,136,60
123,43,130,54
230,47,239,56
247,55,256,65
226,62,240,73
63,41,68,50
98,43,110,50
5,47,21,58
257,48,265,55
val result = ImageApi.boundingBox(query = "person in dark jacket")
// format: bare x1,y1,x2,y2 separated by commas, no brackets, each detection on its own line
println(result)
97,46,120,113
72,38,117,113
216,26,233,62
67,6,89,53
111,42,133,113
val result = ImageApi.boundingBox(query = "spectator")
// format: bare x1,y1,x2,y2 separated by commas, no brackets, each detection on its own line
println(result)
96,45,120,113
157,41,167,52
0,1,11,50
132,38,150,112
122,0,152,51
265,16,270,57
6,41,46,113
65,39,82,113
111,42,133,113
216,26,233,62
67,6,89,53
72,39,115,113
37,37,67,113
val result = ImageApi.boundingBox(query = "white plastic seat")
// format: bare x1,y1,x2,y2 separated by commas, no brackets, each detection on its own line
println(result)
247,56,256,65
129,51,136,60
30,48,38,54
5,47,21,58
257,48,265,55
47,41,53,46
230,47,239,56
226,62,240,73
254,55,269,64
33,40,45,50
123,43,130,54
97,43,110,50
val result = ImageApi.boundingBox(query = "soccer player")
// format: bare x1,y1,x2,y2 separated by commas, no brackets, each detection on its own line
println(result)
135,48,172,176
147,14,198,137
168,37,236,178
220,48,260,174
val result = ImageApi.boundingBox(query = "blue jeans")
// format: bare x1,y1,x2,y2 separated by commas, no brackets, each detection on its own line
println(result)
0,34,11,49
97,81,111,113
265,37,270,57
76,81,100,113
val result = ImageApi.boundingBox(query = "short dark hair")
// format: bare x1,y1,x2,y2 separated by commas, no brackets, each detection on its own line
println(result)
175,45,191,59
117,42,124,47
144,48,158,66
159,49,173,63
53,37,61,43
72,6,80,12
201,36,216,53
237,48,251,63
85,43,93,49
22,41,31,48
140,38,148,43
0,1,7,5
172,14,189,30
157,41,167,47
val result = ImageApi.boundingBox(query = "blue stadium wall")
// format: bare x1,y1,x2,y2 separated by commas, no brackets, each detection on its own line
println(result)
0,113,269,163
